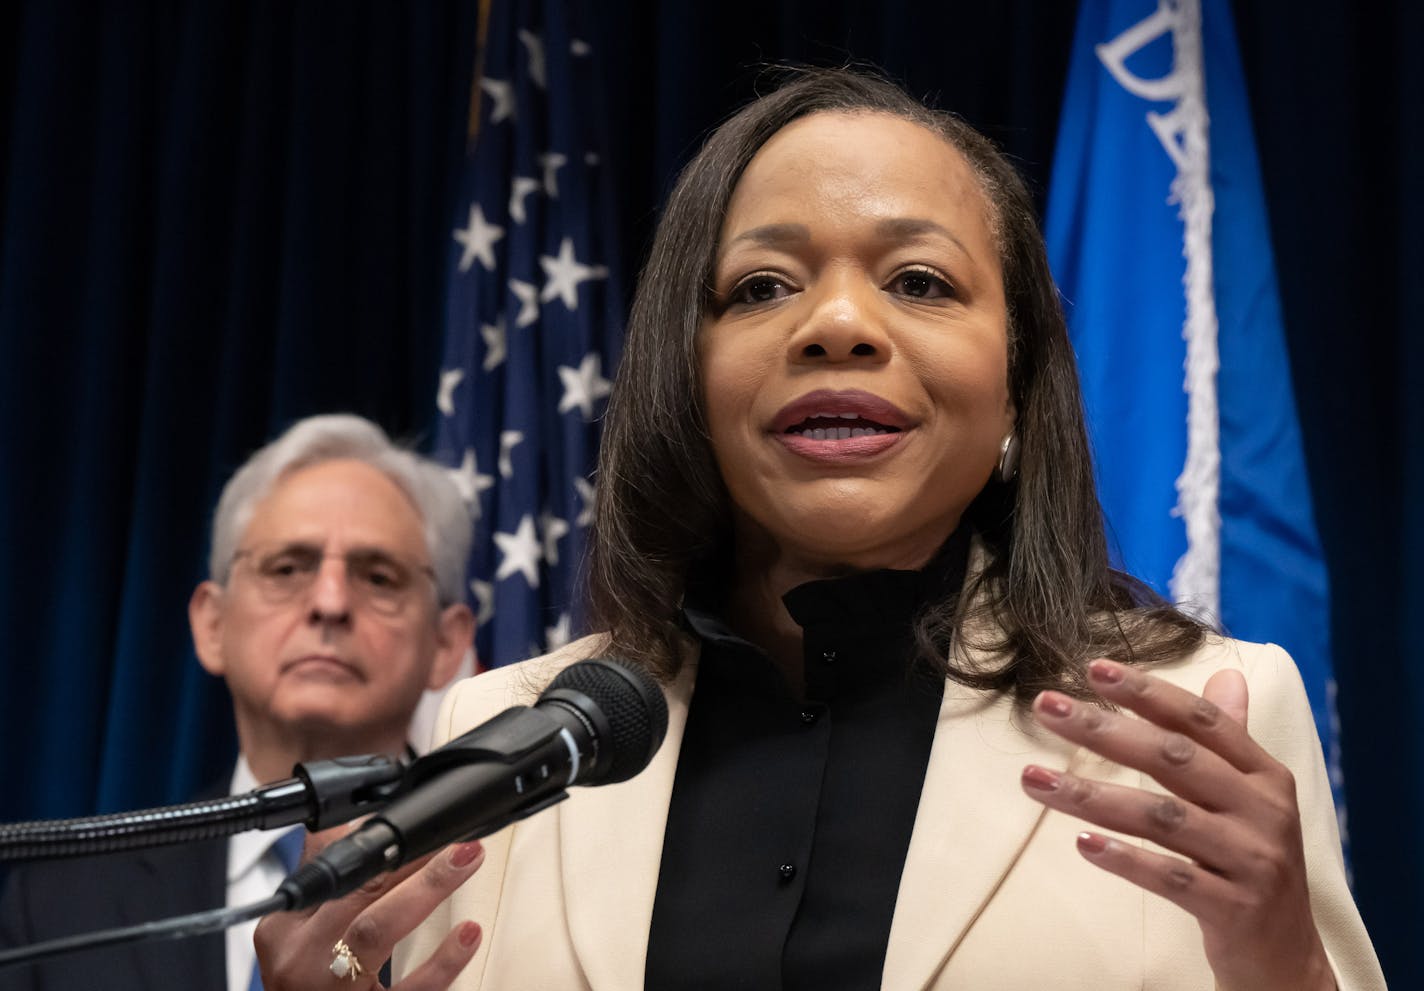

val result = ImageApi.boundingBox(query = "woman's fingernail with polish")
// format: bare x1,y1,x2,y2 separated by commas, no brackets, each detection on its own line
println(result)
451,841,484,868
1022,765,1061,792
1038,691,1073,717
1077,831,1110,855
458,921,482,947
1087,658,1124,684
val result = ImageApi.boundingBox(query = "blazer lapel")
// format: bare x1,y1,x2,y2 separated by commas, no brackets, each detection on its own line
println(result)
881,676,1081,990
130,837,229,989
559,655,697,991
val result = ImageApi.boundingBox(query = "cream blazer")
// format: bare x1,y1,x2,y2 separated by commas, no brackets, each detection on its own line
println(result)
395,634,1384,990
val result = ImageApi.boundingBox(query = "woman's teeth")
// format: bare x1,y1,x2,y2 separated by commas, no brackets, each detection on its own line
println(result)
800,425,893,440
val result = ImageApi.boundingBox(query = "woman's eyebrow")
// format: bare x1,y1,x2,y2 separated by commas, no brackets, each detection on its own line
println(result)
875,217,969,257
727,218,970,257
725,222,811,249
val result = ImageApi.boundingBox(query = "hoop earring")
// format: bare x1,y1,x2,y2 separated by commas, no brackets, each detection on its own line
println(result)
996,432,1020,484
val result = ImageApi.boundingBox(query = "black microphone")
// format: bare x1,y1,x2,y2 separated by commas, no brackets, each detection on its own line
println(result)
277,656,668,911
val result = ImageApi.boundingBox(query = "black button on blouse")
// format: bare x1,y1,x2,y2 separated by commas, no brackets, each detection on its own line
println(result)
644,531,969,990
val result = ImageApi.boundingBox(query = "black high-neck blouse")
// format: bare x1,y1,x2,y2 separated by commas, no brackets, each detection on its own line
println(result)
644,530,970,990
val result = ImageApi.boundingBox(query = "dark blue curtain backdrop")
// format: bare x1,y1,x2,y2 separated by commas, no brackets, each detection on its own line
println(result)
0,0,1417,983
0,2,479,816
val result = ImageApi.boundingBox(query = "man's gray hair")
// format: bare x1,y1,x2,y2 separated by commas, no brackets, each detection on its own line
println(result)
208,414,472,606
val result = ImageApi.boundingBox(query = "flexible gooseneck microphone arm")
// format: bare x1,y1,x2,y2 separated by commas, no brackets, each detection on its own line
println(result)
0,754,405,862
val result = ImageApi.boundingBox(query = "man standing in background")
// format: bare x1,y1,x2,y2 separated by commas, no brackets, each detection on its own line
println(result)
0,414,476,990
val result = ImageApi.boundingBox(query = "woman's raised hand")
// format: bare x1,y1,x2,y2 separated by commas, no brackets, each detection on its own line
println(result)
254,835,484,991
1021,658,1335,991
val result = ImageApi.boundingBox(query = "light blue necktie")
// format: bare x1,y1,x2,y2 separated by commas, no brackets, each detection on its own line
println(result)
246,828,306,991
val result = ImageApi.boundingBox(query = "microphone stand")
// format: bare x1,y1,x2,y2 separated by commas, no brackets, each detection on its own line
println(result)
0,754,405,861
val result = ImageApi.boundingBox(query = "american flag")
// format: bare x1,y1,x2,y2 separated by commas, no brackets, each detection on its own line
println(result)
431,0,622,671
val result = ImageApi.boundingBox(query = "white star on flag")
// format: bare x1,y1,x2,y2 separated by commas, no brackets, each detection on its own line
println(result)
557,353,613,419
573,476,596,527
436,368,464,416
509,176,539,224
481,316,507,371
493,515,543,587
448,448,495,516
469,578,495,627
545,613,572,650
453,204,503,272
518,30,546,88
537,152,567,197
509,279,540,328
480,77,516,124
540,237,608,310
498,430,525,478
539,510,570,565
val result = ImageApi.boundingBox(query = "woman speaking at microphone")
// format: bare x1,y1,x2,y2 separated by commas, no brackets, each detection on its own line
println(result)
256,68,1383,990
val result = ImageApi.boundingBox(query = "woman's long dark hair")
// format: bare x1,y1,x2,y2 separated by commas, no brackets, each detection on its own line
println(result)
586,67,1205,703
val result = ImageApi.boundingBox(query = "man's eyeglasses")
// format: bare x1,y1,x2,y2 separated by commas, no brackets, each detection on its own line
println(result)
230,542,437,616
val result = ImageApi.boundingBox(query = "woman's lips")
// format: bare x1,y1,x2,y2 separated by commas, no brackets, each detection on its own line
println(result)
770,388,912,432
770,388,913,463
775,430,906,462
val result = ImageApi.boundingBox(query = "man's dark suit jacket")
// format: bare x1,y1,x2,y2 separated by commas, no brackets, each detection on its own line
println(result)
0,836,227,990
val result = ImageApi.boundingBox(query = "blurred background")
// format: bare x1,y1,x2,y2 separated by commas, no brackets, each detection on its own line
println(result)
0,0,1416,984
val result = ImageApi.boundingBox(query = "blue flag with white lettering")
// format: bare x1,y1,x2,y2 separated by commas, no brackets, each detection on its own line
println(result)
432,0,622,671
1045,0,1342,815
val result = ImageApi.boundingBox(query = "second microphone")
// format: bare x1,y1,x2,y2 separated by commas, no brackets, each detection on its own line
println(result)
277,656,669,911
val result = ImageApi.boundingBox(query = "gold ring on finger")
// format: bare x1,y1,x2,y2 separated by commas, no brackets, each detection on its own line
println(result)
329,938,365,982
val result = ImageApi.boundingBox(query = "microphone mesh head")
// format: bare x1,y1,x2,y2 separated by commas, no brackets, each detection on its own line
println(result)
547,657,669,783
